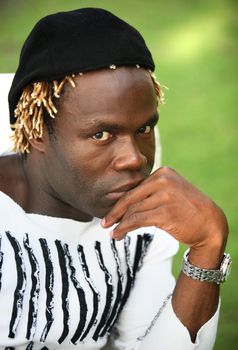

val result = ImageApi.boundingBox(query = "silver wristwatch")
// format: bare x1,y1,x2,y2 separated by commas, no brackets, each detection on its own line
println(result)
182,249,232,284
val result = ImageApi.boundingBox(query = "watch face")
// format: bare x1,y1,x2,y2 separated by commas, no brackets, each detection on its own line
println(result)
221,254,232,282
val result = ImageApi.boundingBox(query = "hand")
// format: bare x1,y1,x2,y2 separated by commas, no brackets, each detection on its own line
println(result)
102,167,228,253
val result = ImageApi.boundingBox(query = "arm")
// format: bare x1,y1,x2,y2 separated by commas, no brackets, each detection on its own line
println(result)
172,245,223,341
102,166,229,341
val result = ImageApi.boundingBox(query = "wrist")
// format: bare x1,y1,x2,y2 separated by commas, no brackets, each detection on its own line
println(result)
189,244,225,269
182,248,232,284
189,229,228,269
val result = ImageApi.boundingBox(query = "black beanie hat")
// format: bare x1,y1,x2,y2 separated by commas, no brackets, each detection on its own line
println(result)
8,8,155,124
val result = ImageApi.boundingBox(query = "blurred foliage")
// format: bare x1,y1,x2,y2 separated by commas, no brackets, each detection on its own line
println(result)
0,0,237,349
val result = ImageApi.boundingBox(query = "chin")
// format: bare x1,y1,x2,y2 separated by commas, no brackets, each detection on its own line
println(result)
89,204,113,219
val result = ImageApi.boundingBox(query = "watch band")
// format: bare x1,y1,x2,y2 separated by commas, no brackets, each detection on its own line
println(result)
182,249,232,284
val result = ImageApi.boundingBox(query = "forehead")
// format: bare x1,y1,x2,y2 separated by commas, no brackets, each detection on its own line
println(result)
57,67,157,128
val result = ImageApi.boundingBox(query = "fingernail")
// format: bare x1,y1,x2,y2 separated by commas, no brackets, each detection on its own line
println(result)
110,230,120,239
110,231,122,241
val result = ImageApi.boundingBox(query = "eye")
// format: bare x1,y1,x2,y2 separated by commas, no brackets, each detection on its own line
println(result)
137,125,152,135
92,131,112,141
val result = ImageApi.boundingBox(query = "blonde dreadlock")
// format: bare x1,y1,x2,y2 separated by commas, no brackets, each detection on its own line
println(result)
150,71,166,105
10,70,165,154
10,75,76,153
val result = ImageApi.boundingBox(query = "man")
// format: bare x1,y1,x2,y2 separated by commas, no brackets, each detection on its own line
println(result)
0,8,231,350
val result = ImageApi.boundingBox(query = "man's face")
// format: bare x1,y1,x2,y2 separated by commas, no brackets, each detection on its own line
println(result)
41,67,158,220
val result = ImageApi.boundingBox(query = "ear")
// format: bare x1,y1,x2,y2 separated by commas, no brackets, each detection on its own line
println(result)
23,127,48,153
28,136,45,153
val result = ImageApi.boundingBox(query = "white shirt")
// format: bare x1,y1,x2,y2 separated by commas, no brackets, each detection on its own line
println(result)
0,191,219,350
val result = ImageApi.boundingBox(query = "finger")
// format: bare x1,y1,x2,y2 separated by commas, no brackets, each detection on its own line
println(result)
103,184,176,229
102,167,176,229
122,190,172,220
102,180,154,228
110,208,161,240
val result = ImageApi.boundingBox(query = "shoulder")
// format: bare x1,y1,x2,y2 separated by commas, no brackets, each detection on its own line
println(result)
0,154,13,187
0,154,27,204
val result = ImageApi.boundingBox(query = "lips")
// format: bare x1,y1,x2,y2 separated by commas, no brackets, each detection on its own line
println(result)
110,181,142,193
105,179,144,201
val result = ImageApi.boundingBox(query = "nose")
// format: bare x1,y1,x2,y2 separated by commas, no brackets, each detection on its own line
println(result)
112,136,147,171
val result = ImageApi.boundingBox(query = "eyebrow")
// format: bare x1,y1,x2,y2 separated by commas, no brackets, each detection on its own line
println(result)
140,113,159,128
81,112,159,133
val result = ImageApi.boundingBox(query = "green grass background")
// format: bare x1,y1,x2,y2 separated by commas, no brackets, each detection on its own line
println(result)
0,0,237,348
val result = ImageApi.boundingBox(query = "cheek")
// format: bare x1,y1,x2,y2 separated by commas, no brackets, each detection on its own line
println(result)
137,135,155,166
60,143,113,189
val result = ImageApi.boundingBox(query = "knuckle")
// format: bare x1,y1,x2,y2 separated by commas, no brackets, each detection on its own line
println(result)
159,166,173,174
155,167,178,188
158,166,177,177
129,212,140,225
125,202,140,216
157,174,170,186
160,191,172,202
121,191,133,205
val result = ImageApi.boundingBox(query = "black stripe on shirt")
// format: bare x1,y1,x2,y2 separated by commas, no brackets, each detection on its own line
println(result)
93,241,114,341
23,233,40,340
55,240,70,344
64,244,88,345
77,244,100,342
39,238,54,342
100,239,124,337
6,231,27,339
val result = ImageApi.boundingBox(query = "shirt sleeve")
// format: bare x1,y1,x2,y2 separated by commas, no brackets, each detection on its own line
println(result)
111,229,220,350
